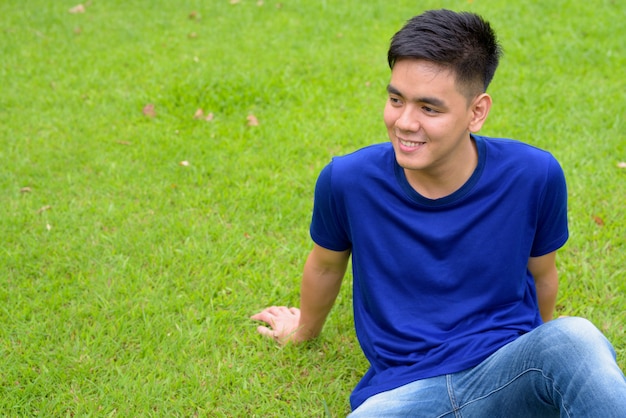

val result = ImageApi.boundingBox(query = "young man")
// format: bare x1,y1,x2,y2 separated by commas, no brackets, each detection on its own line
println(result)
251,9,626,416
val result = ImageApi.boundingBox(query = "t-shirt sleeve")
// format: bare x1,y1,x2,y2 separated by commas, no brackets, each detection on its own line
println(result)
530,155,569,257
309,161,352,252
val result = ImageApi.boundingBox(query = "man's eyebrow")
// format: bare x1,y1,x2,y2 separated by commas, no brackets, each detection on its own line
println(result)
386,84,447,108
386,84,402,96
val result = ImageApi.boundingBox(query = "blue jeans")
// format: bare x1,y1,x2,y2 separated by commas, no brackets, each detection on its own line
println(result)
349,317,626,417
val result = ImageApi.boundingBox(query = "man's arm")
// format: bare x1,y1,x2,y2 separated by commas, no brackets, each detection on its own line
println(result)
528,251,559,322
251,243,350,344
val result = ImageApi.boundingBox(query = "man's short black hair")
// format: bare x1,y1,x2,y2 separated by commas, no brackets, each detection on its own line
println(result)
388,9,502,98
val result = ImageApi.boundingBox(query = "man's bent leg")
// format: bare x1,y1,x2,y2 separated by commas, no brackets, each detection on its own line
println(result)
455,317,626,417
349,318,626,417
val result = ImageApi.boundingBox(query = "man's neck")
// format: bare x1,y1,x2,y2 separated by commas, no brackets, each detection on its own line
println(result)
404,138,478,200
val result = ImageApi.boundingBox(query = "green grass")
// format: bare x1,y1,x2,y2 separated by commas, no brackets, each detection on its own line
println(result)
1,0,624,416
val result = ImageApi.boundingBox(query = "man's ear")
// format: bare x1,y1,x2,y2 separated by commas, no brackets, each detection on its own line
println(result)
468,93,492,133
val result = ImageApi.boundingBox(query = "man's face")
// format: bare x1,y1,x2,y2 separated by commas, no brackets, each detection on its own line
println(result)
384,59,479,180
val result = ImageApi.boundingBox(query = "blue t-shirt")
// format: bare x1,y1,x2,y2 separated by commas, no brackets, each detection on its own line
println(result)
309,135,569,410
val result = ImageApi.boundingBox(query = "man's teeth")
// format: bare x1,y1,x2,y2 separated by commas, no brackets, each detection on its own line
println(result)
400,139,423,148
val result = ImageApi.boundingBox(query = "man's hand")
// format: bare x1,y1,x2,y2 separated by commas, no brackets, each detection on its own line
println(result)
251,244,349,345
250,306,302,344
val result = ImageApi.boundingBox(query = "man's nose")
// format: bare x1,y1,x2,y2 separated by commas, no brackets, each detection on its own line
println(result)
395,107,420,132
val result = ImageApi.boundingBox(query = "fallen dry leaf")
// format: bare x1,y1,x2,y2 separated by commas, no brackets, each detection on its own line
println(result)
69,4,86,13
247,114,259,126
592,215,605,226
193,109,214,121
189,10,199,19
46,224,52,231
617,161,626,169
179,160,190,167
188,32,198,39
20,187,32,193
143,103,156,118
37,205,51,214
116,140,131,146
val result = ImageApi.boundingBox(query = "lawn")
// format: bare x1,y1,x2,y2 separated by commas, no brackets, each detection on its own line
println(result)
1,0,624,416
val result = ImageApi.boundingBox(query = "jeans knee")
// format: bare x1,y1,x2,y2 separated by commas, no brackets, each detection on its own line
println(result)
546,317,616,360
554,317,602,339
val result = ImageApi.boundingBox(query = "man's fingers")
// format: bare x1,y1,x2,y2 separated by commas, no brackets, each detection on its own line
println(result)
251,307,303,344
251,306,298,324
250,312,267,322
266,306,283,315
267,306,295,316
250,310,275,325
256,325,275,339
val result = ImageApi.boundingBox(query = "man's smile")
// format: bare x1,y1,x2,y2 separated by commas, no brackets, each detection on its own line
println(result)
398,138,427,151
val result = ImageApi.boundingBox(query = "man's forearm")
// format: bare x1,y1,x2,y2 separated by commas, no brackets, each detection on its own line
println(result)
535,276,558,322
528,252,559,323
296,246,349,341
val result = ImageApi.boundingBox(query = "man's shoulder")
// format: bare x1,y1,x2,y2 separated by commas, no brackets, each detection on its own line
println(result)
318,142,395,193
327,142,393,176
476,136,565,197
480,135,554,158
334,142,393,163
479,135,559,169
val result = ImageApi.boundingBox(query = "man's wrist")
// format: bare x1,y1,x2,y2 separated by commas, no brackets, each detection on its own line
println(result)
294,324,319,342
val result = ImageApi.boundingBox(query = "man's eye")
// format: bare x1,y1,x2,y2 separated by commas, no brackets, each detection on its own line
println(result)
423,106,438,114
389,97,402,105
